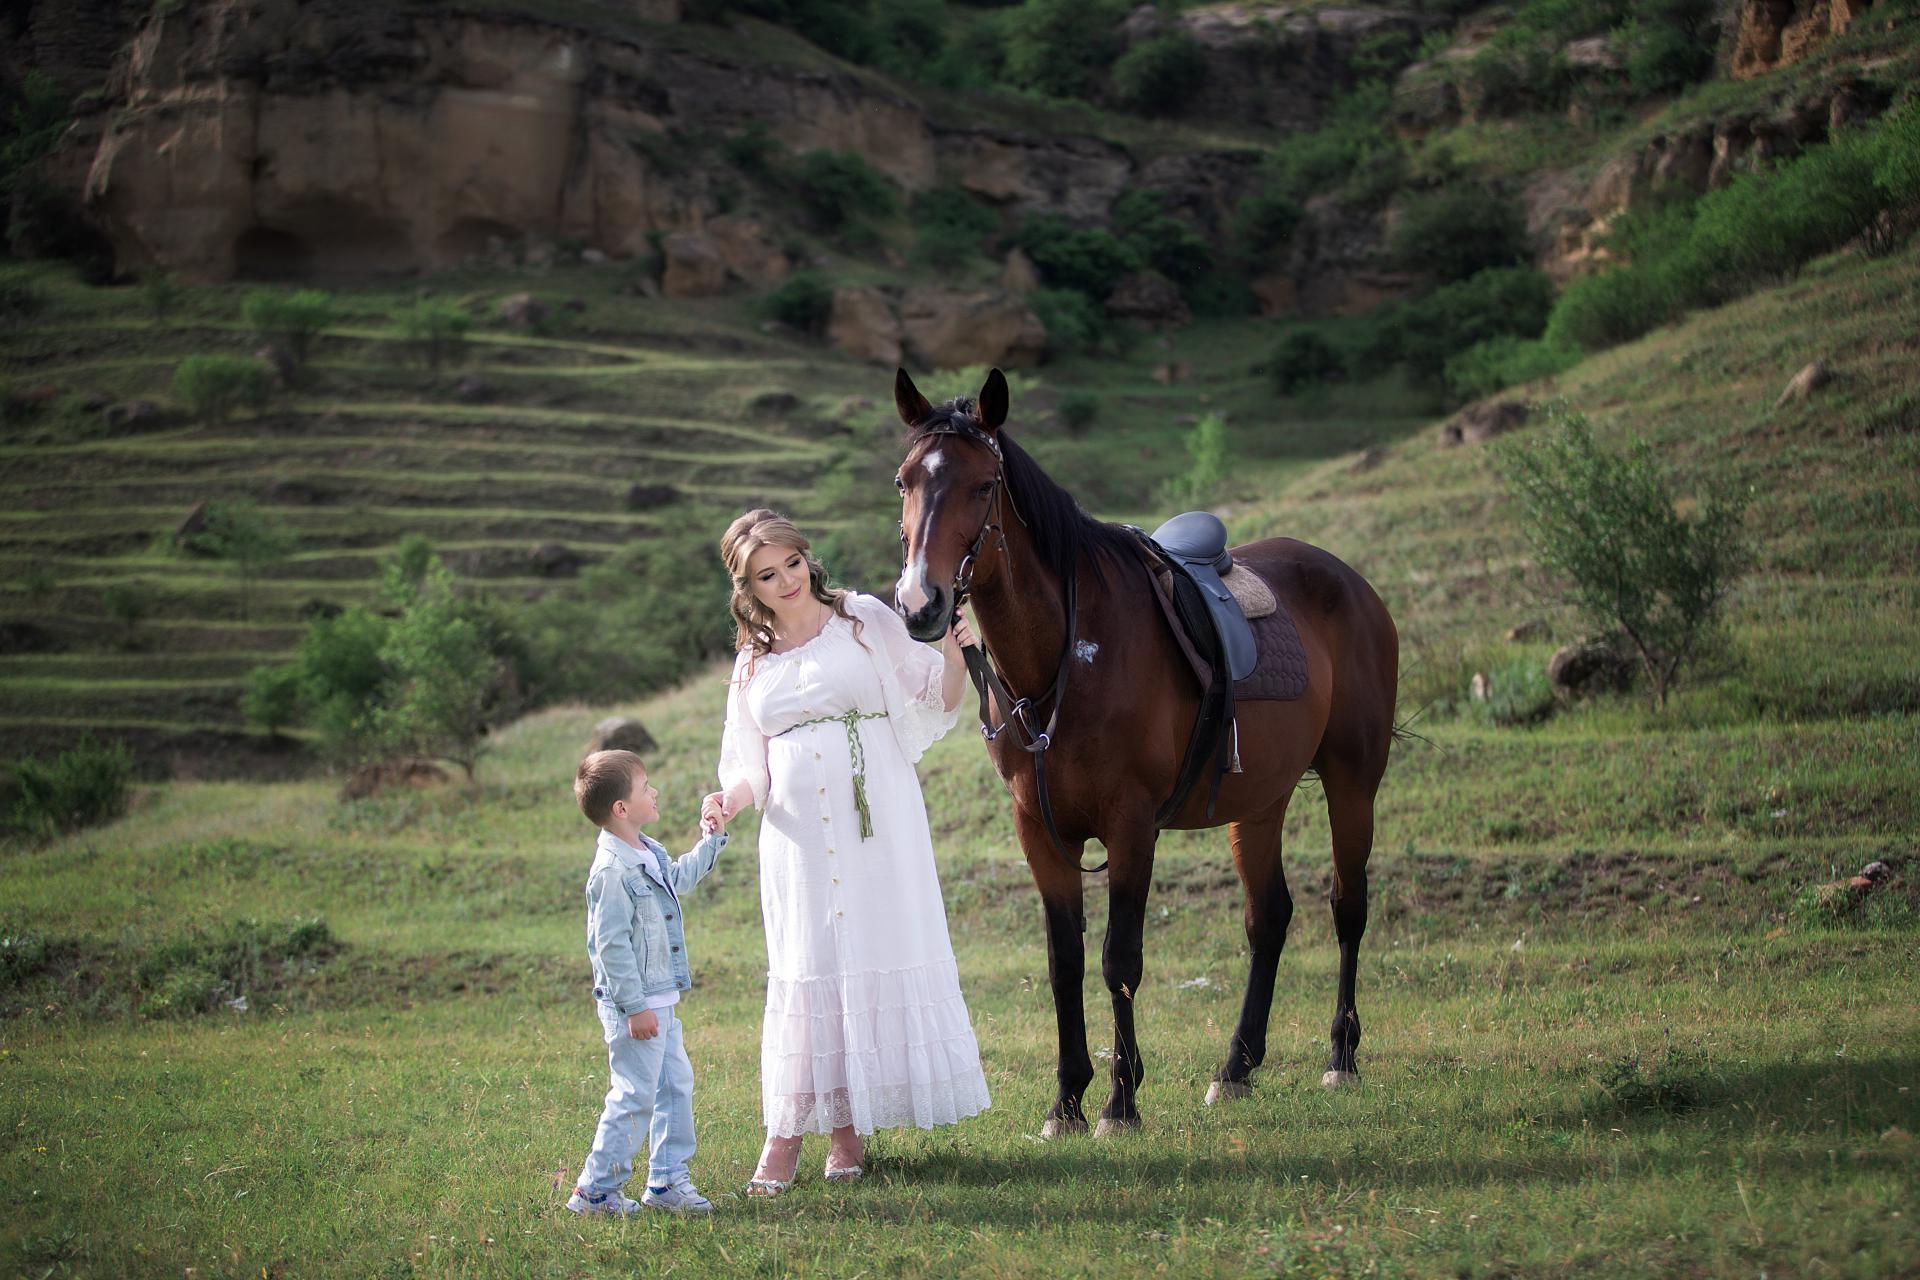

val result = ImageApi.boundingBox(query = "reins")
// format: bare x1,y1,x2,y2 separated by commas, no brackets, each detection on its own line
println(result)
906,417,1105,875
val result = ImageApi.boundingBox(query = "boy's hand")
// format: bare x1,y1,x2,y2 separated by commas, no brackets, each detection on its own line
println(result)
699,791,730,834
627,1009,660,1041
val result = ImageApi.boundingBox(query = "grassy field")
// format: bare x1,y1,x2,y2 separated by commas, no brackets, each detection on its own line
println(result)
3,229,1918,1276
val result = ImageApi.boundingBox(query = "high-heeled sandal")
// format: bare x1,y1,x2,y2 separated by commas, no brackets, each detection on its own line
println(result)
823,1163,864,1183
746,1176,792,1197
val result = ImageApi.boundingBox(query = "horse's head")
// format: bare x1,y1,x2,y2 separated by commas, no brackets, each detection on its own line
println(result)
891,366,1010,643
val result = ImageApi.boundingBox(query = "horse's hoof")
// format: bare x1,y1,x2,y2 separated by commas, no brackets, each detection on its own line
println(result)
1321,1070,1360,1089
1093,1116,1141,1138
1040,1115,1087,1141
1204,1079,1252,1106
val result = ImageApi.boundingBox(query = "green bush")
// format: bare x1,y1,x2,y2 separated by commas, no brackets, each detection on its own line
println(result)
9,735,133,837
140,272,183,322
1684,144,1883,297
909,186,999,269
172,354,271,424
1391,184,1529,282
1002,0,1129,100
101,579,154,647
377,557,499,780
1466,39,1574,115
394,298,472,370
1028,287,1117,356
1111,32,1207,114
1013,215,1140,299
1160,412,1230,509
0,273,46,318
758,272,834,336
1591,1038,1713,1114
1056,390,1098,436
241,288,335,368
1868,99,1920,208
1233,189,1304,259
1444,333,1581,401
1112,190,1212,295
138,917,337,1017
1269,327,1344,394
190,499,295,622
794,149,898,232
1266,85,1403,207
242,664,303,736
725,122,784,174
1468,657,1557,727
1496,407,1749,708
1399,266,1556,383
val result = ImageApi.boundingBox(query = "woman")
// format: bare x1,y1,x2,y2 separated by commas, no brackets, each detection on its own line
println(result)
706,509,990,1194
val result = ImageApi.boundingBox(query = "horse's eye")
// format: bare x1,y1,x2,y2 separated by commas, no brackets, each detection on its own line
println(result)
894,475,907,494
975,482,994,499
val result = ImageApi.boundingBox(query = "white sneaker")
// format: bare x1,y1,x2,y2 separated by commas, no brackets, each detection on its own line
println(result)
643,1178,714,1213
566,1188,643,1216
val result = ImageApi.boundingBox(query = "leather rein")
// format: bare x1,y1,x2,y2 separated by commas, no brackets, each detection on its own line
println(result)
902,418,1102,875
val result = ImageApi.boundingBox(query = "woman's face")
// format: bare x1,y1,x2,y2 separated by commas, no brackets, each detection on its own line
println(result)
744,541,812,617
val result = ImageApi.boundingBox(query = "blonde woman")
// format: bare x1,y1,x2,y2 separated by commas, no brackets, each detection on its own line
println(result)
704,509,990,1194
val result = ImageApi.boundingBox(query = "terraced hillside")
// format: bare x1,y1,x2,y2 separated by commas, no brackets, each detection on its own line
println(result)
0,266,859,769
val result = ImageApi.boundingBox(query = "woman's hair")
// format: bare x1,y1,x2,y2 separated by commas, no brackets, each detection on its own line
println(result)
719,508,859,671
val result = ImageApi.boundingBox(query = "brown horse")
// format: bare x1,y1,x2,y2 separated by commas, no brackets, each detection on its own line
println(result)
890,368,1399,1136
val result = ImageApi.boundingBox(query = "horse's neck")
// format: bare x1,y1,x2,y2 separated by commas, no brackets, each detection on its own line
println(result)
971,521,1070,699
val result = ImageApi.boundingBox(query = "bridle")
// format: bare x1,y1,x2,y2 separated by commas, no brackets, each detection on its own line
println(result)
899,415,1102,874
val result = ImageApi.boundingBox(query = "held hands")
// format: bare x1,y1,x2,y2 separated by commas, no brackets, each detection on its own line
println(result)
699,790,734,834
627,1008,660,1041
949,609,978,651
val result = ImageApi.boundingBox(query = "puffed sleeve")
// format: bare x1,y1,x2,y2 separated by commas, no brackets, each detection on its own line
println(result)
849,593,960,763
718,649,771,810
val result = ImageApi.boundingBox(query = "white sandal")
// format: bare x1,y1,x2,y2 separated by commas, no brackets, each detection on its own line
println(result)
747,1177,792,1197
823,1163,864,1183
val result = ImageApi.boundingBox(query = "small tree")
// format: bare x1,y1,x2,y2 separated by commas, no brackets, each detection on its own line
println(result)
1161,412,1230,510
395,298,472,370
242,288,335,375
191,499,296,622
173,355,271,423
9,734,133,837
242,663,303,738
1056,391,1099,437
1496,408,1748,709
377,557,498,780
141,272,184,323
102,579,153,647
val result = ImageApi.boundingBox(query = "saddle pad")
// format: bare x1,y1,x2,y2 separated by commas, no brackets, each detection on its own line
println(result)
1235,604,1308,702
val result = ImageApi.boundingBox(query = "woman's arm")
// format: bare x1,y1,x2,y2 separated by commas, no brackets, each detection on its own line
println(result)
940,613,976,713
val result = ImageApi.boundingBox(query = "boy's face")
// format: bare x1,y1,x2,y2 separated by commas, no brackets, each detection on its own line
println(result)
613,769,659,827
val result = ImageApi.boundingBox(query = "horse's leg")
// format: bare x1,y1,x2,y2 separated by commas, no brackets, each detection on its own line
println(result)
1207,807,1294,1104
1095,820,1157,1136
1021,808,1095,1139
1322,760,1382,1087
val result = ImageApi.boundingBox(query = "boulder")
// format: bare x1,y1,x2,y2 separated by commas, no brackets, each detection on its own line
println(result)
1105,271,1192,329
1441,399,1530,446
1000,247,1042,294
705,214,789,286
828,286,903,365
625,483,680,509
102,399,161,431
1505,620,1549,643
589,716,658,757
1774,358,1832,409
497,293,550,329
900,287,1047,370
1547,640,1635,697
748,390,802,416
266,478,329,505
530,543,585,577
340,758,451,801
661,231,729,298
1250,273,1296,318
256,343,296,388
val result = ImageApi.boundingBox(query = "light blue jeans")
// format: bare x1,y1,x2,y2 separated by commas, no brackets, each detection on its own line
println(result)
577,1002,696,1195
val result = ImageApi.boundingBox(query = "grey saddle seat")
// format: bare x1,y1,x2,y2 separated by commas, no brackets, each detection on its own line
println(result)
1149,511,1258,683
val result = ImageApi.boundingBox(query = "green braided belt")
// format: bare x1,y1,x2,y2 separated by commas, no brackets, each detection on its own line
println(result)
775,710,888,838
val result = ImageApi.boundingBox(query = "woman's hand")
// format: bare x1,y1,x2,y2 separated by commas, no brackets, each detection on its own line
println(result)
941,608,974,712
950,612,977,650
699,791,729,834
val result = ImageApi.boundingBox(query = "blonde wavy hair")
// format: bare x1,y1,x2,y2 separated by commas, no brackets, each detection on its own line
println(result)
720,508,860,672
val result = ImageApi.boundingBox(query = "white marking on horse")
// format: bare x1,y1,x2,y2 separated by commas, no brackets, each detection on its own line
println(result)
896,557,932,614
922,448,947,477
1075,640,1099,665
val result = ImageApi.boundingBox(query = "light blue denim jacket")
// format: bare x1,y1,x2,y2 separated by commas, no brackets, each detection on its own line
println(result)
584,827,727,1015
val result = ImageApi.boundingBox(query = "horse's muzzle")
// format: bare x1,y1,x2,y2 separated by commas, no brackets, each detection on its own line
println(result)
897,585,950,643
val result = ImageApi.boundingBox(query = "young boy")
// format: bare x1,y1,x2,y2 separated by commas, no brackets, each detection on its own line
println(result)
568,748,730,1216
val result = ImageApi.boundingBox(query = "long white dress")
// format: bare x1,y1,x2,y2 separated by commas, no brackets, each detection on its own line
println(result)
719,592,991,1137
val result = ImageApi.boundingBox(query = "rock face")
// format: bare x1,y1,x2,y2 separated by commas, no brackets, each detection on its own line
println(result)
1730,0,1870,80
1105,271,1192,329
900,287,1048,370
828,286,903,365
660,231,729,299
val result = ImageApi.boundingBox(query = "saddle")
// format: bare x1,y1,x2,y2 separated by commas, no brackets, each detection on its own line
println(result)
1135,512,1308,827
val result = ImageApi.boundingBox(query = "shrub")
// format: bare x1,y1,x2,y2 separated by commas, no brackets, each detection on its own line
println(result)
1111,32,1207,114
377,557,499,780
1444,333,1581,401
1002,0,1129,100
1591,1037,1712,1114
758,272,834,337
1622,0,1717,97
1495,407,1748,708
1867,99,1920,208
1266,84,1402,207
909,186,999,270
102,579,154,646
190,499,295,622
172,354,271,423
1234,189,1304,259
1056,390,1099,436
1683,144,1883,297
1027,287,1116,356
138,917,337,1017
1468,657,1556,727
0,273,46,318
1112,190,1212,295
1013,215,1140,299
724,122,784,174
1159,412,1231,510
140,272,183,323
241,288,335,369
9,735,133,837
394,298,472,370
294,606,392,762
1399,266,1556,383
242,664,303,737
793,149,898,232
1391,184,1529,282
1269,327,1344,394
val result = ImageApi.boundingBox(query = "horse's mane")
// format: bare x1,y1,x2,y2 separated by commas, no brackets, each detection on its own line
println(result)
911,399,1139,589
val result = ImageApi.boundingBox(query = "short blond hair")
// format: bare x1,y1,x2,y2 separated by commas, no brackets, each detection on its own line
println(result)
575,749,645,826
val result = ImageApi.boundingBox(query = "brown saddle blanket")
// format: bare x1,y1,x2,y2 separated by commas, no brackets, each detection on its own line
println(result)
1148,558,1309,703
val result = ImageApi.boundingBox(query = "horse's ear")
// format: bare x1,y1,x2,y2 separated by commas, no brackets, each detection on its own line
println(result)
894,368,933,429
977,368,1008,432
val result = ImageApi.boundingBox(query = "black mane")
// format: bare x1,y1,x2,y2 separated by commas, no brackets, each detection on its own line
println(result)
910,400,1139,589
